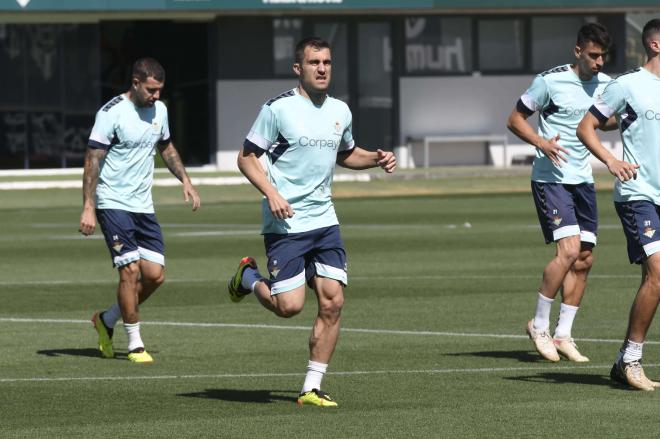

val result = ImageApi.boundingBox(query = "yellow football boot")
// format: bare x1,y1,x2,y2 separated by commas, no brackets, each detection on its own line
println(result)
296,389,338,408
228,256,257,303
127,348,154,364
91,312,114,359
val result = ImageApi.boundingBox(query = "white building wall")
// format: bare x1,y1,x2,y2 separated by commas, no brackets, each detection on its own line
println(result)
216,79,297,171
399,74,622,168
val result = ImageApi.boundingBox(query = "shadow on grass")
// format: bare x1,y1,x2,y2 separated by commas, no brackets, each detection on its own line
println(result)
178,388,298,404
36,348,128,360
445,350,544,363
504,372,622,388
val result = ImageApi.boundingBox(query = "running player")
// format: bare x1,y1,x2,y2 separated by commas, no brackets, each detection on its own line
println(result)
227,37,396,407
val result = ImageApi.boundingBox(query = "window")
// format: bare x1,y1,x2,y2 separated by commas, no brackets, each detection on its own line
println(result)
216,17,272,79
531,16,583,71
404,17,472,74
273,18,302,75
0,23,99,168
478,18,526,72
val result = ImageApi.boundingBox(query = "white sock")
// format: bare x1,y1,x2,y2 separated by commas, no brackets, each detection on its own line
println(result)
553,303,579,339
622,340,643,363
533,292,554,331
241,267,263,292
102,303,121,328
301,361,328,393
124,322,144,352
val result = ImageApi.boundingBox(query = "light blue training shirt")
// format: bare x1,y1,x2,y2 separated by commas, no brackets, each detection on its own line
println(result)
590,67,660,203
518,64,611,184
88,94,171,213
243,88,355,234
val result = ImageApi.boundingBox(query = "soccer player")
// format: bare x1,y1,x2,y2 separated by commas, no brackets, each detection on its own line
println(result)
227,37,396,407
79,57,201,363
506,23,612,362
577,18,660,391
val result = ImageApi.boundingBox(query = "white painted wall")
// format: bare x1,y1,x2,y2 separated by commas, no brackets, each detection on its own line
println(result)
399,74,622,168
400,74,535,143
216,79,297,171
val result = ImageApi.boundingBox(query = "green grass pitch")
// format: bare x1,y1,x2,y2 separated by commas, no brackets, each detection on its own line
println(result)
1,175,659,438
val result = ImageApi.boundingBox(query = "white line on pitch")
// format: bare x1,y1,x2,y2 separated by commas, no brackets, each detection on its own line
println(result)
0,273,641,287
1,363,659,384
0,279,214,286
0,317,657,345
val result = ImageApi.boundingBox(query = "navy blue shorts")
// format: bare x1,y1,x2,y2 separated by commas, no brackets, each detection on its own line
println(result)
531,182,598,245
614,200,660,264
263,225,347,295
96,209,165,268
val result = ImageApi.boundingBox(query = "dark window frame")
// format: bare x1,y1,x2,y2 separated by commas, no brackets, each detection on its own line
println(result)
474,15,531,75
399,15,475,78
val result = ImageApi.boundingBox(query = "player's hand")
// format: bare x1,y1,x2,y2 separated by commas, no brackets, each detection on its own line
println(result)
183,181,201,211
606,158,639,182
79,208,96,236
267,192,294,220
376,149,396,173
538,134,568,167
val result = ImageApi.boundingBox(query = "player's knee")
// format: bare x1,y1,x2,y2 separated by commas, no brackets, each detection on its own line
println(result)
560,247,581,265
319,294,344,320
119,263,141,284
274,297,303,318
573,252,594,272
276,302,303,318
144,270,165,287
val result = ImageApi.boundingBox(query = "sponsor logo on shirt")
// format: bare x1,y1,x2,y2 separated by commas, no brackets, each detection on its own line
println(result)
299,136,340,150
124,140,157,149
643,110,660,121
561,106,590,117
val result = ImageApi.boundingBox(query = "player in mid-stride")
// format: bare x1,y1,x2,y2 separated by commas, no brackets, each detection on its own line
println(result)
227,37,396,407
506,23,612,363
80,57,201,363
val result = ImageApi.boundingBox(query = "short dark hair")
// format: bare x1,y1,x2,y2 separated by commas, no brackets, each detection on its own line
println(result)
132,57,165,83
294,37,331,65
642,18,660,55
576,22,611,51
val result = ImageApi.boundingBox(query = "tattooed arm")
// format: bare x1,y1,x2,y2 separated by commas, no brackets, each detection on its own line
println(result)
79,147,107,236
158,141,201,211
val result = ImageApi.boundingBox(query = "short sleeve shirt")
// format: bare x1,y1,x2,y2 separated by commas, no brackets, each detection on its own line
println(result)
243,88,355,234
88,95,170,213
589,68,660,203
518,64,611,184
